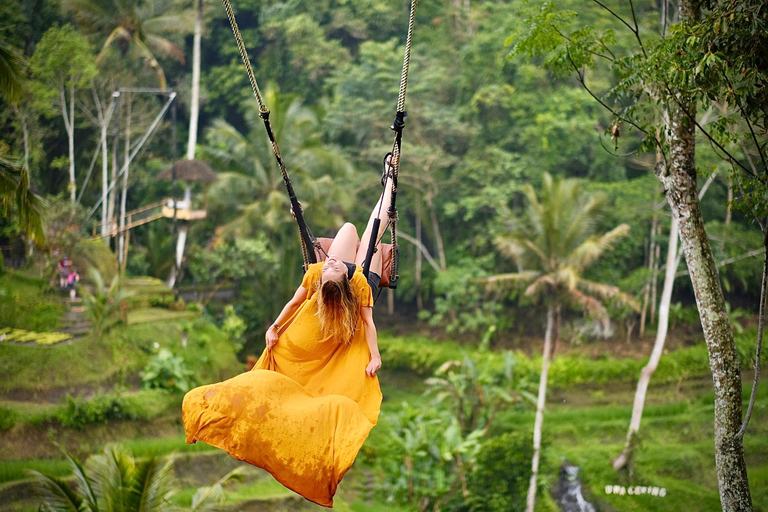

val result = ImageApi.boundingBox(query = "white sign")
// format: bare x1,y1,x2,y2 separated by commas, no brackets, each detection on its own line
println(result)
605,485,667,497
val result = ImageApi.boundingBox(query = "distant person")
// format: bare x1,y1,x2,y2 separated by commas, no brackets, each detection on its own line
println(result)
182,156,397,507
67,266,80,300
58,255,71,289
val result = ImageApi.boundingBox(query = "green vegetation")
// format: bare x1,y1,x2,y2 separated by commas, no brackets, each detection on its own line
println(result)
0,327,72,345
0,317,238,394
1,0,766,510
0,272,63,331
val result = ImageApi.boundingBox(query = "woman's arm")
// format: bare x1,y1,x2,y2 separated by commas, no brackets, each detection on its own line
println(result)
361,306,381,376
265,285,308,349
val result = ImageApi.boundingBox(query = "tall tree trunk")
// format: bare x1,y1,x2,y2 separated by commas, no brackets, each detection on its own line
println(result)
416,196,423,311
640,215,658,336
188,0,202,162
650,221,661,325
427,195,447,270
169,0,203,288
98,91,113,236
108,95,121,234
657,2,752,499
118,93,131,269
725,176,733,225
613,216,679,471
61,85,76,207
525,303,556,512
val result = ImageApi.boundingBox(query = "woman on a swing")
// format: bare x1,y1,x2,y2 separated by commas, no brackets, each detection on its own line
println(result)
183,156,395,508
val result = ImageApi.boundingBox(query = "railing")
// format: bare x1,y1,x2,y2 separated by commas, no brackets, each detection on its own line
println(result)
90,198,172,239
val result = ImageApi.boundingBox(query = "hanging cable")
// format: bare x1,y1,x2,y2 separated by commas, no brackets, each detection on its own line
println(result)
220,0,317,269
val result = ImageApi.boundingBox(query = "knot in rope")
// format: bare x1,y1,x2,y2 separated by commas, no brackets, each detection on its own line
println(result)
391,111,407,132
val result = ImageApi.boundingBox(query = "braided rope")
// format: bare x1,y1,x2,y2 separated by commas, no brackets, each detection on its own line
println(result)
221,0,267,115
390,0,418,191
397,0,418,114
220,0,313,269
385,0,418,286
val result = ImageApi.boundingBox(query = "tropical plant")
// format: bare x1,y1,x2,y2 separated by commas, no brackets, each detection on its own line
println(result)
425,351,527,436
0,142,45,241
140,348,195,393
381,402,485,512
31,444,242,512
484,172,632,512
81,267,133,338
62,0,193,90
202,86,354,243
0,37,25,103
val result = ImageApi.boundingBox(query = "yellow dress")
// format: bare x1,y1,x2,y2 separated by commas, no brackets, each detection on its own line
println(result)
182,263,381,507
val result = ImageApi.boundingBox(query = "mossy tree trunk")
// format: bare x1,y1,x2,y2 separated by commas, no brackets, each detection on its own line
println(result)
656,4,753,499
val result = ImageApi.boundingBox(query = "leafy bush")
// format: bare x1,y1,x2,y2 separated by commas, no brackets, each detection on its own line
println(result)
58,391,146,429
81,268,133,337
379,330,766,390
455,432,535,512
141,348,195,393
0,406,17,431
380,403,485,510
221,305,247,352
0,273,64,331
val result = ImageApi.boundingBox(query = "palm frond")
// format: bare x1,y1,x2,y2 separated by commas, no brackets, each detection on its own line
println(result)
578,278,640,311
564,287,609,322
0,39,27,102
190,467,246,512
144,34,185,63
494,234,526,262
568,223,630,271
62,450,99,512
87,444,135,511
29,471,84,512
144,13,195,35
96,26,132,63
130,455,175,512
525,274,556,298
478,270,541,286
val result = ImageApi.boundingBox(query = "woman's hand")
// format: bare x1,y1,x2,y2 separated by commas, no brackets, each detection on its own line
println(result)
265,325,279,350
365,356,381,377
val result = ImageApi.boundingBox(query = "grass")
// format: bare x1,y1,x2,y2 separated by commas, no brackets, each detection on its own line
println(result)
126,307,199,325
378,329,766,388
489,380,768,512
0,317,239,395
0,272,64,331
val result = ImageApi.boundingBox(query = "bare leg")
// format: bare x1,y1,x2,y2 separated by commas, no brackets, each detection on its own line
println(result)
328,222,359,263
355,159,395,275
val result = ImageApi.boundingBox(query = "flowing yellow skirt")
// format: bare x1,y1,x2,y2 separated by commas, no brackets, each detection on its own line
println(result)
182,263,382,507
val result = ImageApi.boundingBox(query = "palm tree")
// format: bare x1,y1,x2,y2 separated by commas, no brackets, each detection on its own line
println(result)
483,173,632,512
201,86,354,242
0,37,45,241
32,444,242,511
62,0,193,90
0,143,45,242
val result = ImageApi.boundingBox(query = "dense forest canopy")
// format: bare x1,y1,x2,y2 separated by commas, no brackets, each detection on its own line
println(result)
1,0,763,340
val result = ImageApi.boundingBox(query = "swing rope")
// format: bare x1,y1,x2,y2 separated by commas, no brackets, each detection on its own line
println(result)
221,0,318,270
220,0,418,286
362,0,419,287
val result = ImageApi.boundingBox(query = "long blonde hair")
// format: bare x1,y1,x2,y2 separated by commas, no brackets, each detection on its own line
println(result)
315,277,360,343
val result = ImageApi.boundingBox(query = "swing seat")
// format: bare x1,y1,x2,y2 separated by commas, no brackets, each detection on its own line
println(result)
315,237,395,288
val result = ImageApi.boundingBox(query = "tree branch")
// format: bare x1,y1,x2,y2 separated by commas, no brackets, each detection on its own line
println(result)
566,53,667,165
721,69,768,175
628,0,648,57
399,231,442,274
738,228,767,438
589,0,637,40
674,249,761,277
661,80,756,177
